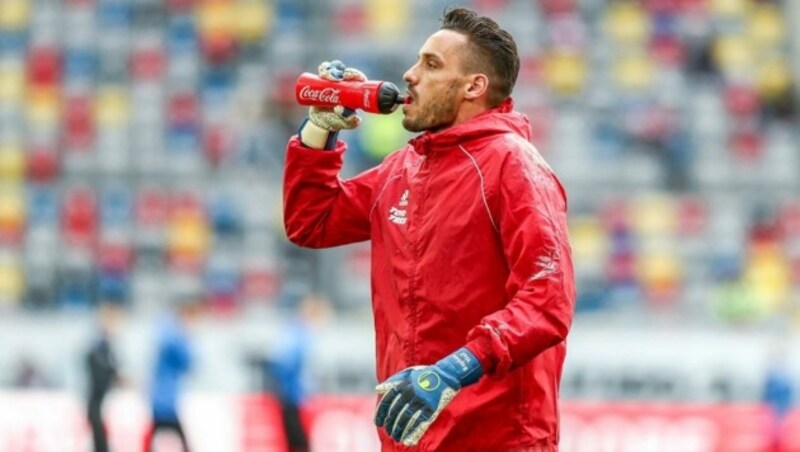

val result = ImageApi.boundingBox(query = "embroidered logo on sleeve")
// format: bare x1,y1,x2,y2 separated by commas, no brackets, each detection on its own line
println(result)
389,189,409,225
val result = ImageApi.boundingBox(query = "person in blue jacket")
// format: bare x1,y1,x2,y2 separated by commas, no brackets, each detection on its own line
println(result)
146,297,200,452
265,294,331,452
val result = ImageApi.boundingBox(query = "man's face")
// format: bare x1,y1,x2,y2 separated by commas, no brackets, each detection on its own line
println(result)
402,30,469,132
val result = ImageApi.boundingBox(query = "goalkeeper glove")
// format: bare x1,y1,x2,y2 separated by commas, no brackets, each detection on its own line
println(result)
298,60,365,149
374,347,483,447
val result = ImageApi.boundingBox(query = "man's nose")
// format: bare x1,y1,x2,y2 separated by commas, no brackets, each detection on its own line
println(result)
403,66,417,85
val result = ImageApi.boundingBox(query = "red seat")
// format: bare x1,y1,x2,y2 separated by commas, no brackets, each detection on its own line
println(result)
540,0,577,15
724,84,760,118
27,147,60,183
136,187,168,228
130,47,165,80
27,46,61,87
62,186,97,248
63,96,94,149
167,93,198,128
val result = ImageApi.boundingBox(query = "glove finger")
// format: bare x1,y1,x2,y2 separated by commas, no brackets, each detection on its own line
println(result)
311,110,359,131
374,386,399,426
309,111,339,132
318,61,344,81
401,388,456,446
376,368,414,394
342,67,367,82
390,403,415,442
407,397,433,417
401,410,424,443
333,105,360,125
330,60,345,71
343,113,361,129
402,417,433,448
382,389,408,434
375,381,392,397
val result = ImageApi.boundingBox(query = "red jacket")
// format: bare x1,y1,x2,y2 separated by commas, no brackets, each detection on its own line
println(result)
284,99,575,451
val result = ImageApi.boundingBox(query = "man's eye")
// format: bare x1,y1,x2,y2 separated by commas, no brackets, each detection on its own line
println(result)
427,61,437,69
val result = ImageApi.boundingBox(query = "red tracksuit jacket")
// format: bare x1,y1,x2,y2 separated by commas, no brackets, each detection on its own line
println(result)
284,99,575,451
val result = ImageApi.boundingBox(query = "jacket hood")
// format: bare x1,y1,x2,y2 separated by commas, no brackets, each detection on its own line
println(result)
408,98,532,155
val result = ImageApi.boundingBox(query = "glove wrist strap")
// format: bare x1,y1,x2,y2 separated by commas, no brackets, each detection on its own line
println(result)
298,118,339,150
437,347,483,387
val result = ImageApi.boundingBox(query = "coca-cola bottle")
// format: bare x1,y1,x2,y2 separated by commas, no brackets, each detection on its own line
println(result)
295,72,405,114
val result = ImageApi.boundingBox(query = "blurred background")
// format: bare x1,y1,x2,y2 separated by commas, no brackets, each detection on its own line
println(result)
1,0,800,450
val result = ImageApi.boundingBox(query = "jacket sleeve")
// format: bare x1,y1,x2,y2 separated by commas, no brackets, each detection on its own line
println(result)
283,136,381,248
465,146,576,378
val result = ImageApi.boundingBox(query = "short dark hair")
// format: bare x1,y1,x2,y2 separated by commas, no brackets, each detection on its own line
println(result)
441,7,520,107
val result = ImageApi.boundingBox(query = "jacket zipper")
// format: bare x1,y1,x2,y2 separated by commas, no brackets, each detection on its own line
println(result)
405,153,433,365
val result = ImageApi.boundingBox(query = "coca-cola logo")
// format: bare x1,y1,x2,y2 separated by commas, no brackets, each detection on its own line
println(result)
299,85,341,104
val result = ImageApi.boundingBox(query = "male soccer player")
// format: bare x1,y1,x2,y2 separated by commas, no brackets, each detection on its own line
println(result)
284,7,575,451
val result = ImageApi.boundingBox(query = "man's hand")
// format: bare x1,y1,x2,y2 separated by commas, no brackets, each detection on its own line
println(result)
298,60,365,149
374,348,483,447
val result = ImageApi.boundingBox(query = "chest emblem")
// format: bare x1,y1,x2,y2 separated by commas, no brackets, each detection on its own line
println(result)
388,189,409,225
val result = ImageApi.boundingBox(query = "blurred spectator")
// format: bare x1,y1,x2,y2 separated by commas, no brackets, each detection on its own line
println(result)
12,356,51,389
85,302,124,452
145,297,201,452
263,293,331,452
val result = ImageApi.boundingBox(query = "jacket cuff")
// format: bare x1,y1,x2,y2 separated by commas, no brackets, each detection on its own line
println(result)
464,335,499,377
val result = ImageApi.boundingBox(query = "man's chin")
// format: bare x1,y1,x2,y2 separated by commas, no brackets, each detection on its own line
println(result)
402,117,420,132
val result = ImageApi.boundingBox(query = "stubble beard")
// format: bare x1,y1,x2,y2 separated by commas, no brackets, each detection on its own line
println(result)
402,82,460,133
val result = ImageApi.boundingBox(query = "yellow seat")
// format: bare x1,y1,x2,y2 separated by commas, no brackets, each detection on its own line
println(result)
613,53,655,91
236,0,272,42
0,186,25,237
711,0,751,17
756,57,792,101
632,195,676,237
543,51,587,96
713,35,754,75
367,0,409,37
0,146,25,182
0,0,29,31
168,214,210,256
198,0,235,41
748,4,785,48
744,242,790,313
0,65,24,102
0,261,23,305
604,2,650,45
26,87,60,126
638,251,682,300
569,215,609,265
95,87,130,127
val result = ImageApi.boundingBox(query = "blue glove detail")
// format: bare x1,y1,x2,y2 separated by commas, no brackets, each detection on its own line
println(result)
374,348,483,446
320,59,346,80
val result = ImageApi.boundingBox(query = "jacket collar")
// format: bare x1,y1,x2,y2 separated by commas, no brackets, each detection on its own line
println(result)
408,98,529,155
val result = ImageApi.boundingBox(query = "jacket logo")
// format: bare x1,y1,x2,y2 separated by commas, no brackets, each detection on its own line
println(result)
389,190,409,225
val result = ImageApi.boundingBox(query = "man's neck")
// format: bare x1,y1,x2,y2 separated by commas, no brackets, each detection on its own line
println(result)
452,101,490,127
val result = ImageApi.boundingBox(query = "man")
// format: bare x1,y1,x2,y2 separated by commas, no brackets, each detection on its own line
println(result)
283,7,575,451
145,298,199,452
85,303,123,452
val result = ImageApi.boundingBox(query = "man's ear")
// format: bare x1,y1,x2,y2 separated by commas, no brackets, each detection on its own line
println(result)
464,73,489,101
